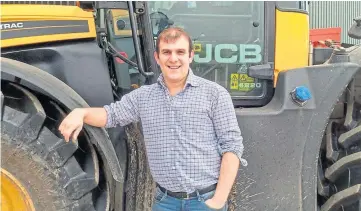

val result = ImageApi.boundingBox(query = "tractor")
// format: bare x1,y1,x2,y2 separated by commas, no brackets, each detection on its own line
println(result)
1,1,361,211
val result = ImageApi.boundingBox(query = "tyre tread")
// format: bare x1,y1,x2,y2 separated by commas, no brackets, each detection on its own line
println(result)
1,83,98,210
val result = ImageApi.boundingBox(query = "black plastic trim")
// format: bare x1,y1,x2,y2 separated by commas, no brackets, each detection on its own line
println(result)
1,20,89,40
1,40,114,107
1,20,88,29
2,26,89,39
233,63,361,210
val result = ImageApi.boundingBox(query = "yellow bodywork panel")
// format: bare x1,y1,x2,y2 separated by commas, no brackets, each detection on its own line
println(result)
111,9,132,37
110,9,142,37
0,4,96,48
274,9,309,86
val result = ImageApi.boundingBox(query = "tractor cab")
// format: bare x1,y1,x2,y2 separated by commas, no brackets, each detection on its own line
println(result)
87,1,310,107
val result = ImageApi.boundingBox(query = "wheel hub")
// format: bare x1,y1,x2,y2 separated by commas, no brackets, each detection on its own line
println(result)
1,168,35,211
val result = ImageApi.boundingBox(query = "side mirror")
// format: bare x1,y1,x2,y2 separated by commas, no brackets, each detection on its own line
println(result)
348,16,361,39
248,63,274,80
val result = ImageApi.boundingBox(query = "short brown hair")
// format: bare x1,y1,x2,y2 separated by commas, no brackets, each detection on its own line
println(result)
156,27,193,56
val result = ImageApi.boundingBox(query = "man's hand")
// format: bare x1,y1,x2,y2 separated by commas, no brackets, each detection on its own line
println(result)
205,197,226,209
58,108,86,142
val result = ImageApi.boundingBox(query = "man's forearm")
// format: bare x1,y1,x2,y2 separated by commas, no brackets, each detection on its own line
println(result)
80,107,108,127
213,152,240,203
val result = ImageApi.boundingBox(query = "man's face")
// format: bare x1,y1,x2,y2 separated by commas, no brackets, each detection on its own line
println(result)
154,36,194,83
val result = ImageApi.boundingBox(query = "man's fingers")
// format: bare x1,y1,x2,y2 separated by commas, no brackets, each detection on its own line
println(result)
61,124,75,143
63,132,70,142
58,110,83,144
64,129,73,142
59,116,68,129
72,127,82,142
60,123,82,144
69,127,81,148
58,121,64,133
58,119,68,137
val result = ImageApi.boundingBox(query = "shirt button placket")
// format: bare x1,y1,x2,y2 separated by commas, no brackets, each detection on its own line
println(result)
169,97,176,173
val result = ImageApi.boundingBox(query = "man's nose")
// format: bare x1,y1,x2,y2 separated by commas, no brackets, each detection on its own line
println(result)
169,52,178,62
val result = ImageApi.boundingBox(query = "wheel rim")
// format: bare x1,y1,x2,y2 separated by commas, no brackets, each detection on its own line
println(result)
1,168,35,211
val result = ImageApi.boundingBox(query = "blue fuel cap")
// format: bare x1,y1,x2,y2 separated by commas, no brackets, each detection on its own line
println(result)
292,86,312,103
294,86,312,102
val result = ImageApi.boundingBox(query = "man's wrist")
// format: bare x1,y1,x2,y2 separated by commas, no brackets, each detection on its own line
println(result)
212,192,228,204
75,108,87,119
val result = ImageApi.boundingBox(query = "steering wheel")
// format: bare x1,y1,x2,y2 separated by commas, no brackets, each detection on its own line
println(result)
149,11,173,37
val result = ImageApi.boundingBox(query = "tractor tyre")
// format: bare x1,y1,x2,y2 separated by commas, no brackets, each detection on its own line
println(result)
318,81,361,211
124,123,155,211
1,82,108,211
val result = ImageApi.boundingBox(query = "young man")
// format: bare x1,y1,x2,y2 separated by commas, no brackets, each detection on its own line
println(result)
59,27,247,211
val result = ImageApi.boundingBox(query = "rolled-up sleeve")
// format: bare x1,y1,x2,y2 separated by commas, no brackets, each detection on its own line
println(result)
103,88,142,128
212,87,248,166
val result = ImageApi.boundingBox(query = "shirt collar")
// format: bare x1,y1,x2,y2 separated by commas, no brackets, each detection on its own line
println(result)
157,68,200,88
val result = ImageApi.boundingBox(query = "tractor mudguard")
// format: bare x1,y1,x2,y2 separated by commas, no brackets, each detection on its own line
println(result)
234,63,361,210
1,41,114,107
1,57,123,182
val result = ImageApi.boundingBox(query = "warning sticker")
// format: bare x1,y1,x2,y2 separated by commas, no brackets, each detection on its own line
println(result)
194,43,202,52
239,74,254,82
230,74,239,90
239,74,255,92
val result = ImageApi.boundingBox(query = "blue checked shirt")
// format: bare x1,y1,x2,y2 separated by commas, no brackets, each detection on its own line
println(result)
104,69,247,193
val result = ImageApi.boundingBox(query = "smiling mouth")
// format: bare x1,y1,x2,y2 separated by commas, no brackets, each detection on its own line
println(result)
167,65,181,70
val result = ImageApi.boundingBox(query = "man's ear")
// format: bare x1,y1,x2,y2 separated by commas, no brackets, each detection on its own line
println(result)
154,51,160,64
189,50,194,63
